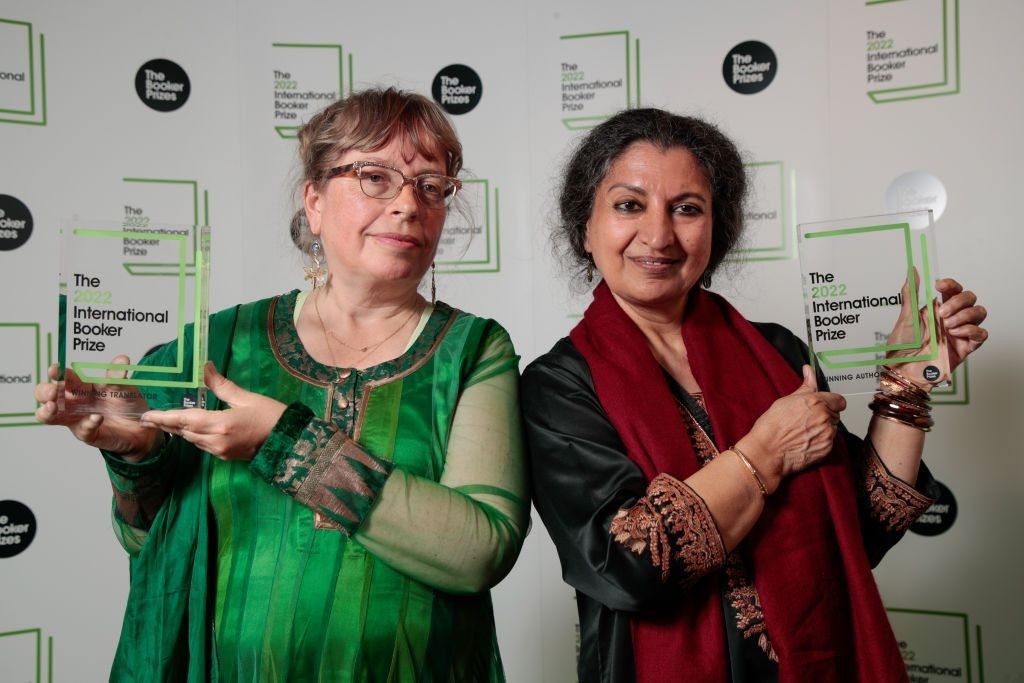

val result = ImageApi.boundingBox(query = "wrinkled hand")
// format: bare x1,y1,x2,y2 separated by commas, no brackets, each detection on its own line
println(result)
886,273,987,387
34,356,161,460
140,362,287,461
739,365,846,492
935,278,987,372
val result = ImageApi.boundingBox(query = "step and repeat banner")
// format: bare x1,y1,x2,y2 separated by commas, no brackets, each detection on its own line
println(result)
2,0,1021,680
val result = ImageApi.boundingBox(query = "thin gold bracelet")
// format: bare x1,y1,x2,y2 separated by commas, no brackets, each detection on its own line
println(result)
730,445,769,497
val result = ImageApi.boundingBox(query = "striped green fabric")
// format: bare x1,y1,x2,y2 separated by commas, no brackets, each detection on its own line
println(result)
108,291,525,682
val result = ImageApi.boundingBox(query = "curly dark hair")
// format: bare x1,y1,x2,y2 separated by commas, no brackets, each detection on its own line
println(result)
556,108,747,286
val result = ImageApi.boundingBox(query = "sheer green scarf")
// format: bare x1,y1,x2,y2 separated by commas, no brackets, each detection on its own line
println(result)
109,305,239,683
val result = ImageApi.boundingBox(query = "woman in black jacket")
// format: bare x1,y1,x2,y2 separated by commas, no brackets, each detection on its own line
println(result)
522,108,987,683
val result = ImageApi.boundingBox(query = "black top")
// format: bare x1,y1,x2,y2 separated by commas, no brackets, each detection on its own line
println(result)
522,322,937,683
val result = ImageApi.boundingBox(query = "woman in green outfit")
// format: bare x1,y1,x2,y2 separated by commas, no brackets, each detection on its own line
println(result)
35,88,529,681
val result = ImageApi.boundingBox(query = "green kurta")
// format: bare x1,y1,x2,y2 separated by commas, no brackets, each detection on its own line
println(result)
103,291,527,682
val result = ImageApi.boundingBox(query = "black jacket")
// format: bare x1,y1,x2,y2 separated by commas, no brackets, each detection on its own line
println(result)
522,323,937,683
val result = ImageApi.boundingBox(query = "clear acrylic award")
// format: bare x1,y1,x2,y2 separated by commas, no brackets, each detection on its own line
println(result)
797,210,949,395
57,219,210,416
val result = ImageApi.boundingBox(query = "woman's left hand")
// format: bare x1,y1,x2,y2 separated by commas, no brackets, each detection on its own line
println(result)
140,362,287,461
936,278,988,373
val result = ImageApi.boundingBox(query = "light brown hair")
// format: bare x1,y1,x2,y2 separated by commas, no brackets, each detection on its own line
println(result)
291,87,463,250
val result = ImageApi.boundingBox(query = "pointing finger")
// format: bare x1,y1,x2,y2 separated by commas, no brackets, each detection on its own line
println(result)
140,409,188,431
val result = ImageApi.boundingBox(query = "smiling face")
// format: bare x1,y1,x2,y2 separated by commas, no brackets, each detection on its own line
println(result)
585,142,713,317
303,134,447,293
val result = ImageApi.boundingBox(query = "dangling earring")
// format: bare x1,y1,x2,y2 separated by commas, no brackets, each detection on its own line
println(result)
700,271,712,289
430,262,437,304
585,260,594,283
304,239,327,288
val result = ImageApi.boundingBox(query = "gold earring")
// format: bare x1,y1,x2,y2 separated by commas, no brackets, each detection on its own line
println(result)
304,239,327,288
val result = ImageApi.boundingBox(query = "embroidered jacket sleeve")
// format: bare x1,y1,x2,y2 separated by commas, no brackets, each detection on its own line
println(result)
848,429,939,566
522,338,726,613
249,403,392,534
609,473,726,585
752,322,940,567
250,324,529,595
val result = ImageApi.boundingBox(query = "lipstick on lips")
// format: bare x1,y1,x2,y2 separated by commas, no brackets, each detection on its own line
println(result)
628,254,681,274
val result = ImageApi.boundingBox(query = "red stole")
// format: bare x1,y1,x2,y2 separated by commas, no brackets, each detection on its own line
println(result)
569,282,906,683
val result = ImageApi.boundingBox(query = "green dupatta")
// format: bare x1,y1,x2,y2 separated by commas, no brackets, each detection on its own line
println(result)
109,305,239,682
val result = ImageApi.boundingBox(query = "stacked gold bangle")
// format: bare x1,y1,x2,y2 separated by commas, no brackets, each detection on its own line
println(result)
868,367,934,431
730,445,769,497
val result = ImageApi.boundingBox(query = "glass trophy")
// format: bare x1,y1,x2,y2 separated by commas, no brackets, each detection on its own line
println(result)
57,219,210,416
797,210,949,395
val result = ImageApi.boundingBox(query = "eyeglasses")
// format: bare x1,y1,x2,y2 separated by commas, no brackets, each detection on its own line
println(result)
319,161,462,209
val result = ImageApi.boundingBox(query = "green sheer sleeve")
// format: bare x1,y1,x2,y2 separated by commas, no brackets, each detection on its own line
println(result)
355,326,528,594
250,323,529,594
103,439,176,556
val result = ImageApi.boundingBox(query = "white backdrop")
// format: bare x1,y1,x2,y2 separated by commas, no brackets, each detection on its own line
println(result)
2,0,1022,680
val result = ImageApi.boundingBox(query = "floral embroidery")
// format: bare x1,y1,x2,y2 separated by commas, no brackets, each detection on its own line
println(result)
611,473,726,584
861,441,936,533
277,418,334,495
681,394,777,661
678,393,717,467
725,555,778,662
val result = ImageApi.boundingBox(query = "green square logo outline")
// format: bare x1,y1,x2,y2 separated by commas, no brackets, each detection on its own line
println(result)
436,181,502,274
732,160,790,260
271,43,345,139
0,19,35,116
67,228,191,385
866,0,961,104
0,627,42,683
885,607,972,681
0,322,41,418
804,222,936,369
559,31,638,130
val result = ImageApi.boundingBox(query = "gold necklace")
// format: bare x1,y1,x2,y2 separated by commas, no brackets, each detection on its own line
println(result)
312,289,340,367
327,307,420,353
312,288,420,367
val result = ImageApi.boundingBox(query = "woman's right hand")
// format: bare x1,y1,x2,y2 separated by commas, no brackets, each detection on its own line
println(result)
34,359,162,461
738,365,846,493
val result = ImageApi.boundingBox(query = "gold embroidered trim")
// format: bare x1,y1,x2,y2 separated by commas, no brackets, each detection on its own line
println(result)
862,444,936,533
298,433,390,532
677,394,717,467
352,313,457,441
725,556,778,662
680,393,778,661
610,473,726,584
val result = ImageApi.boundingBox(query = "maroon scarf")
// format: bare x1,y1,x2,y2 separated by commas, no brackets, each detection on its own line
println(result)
570,282,906,683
